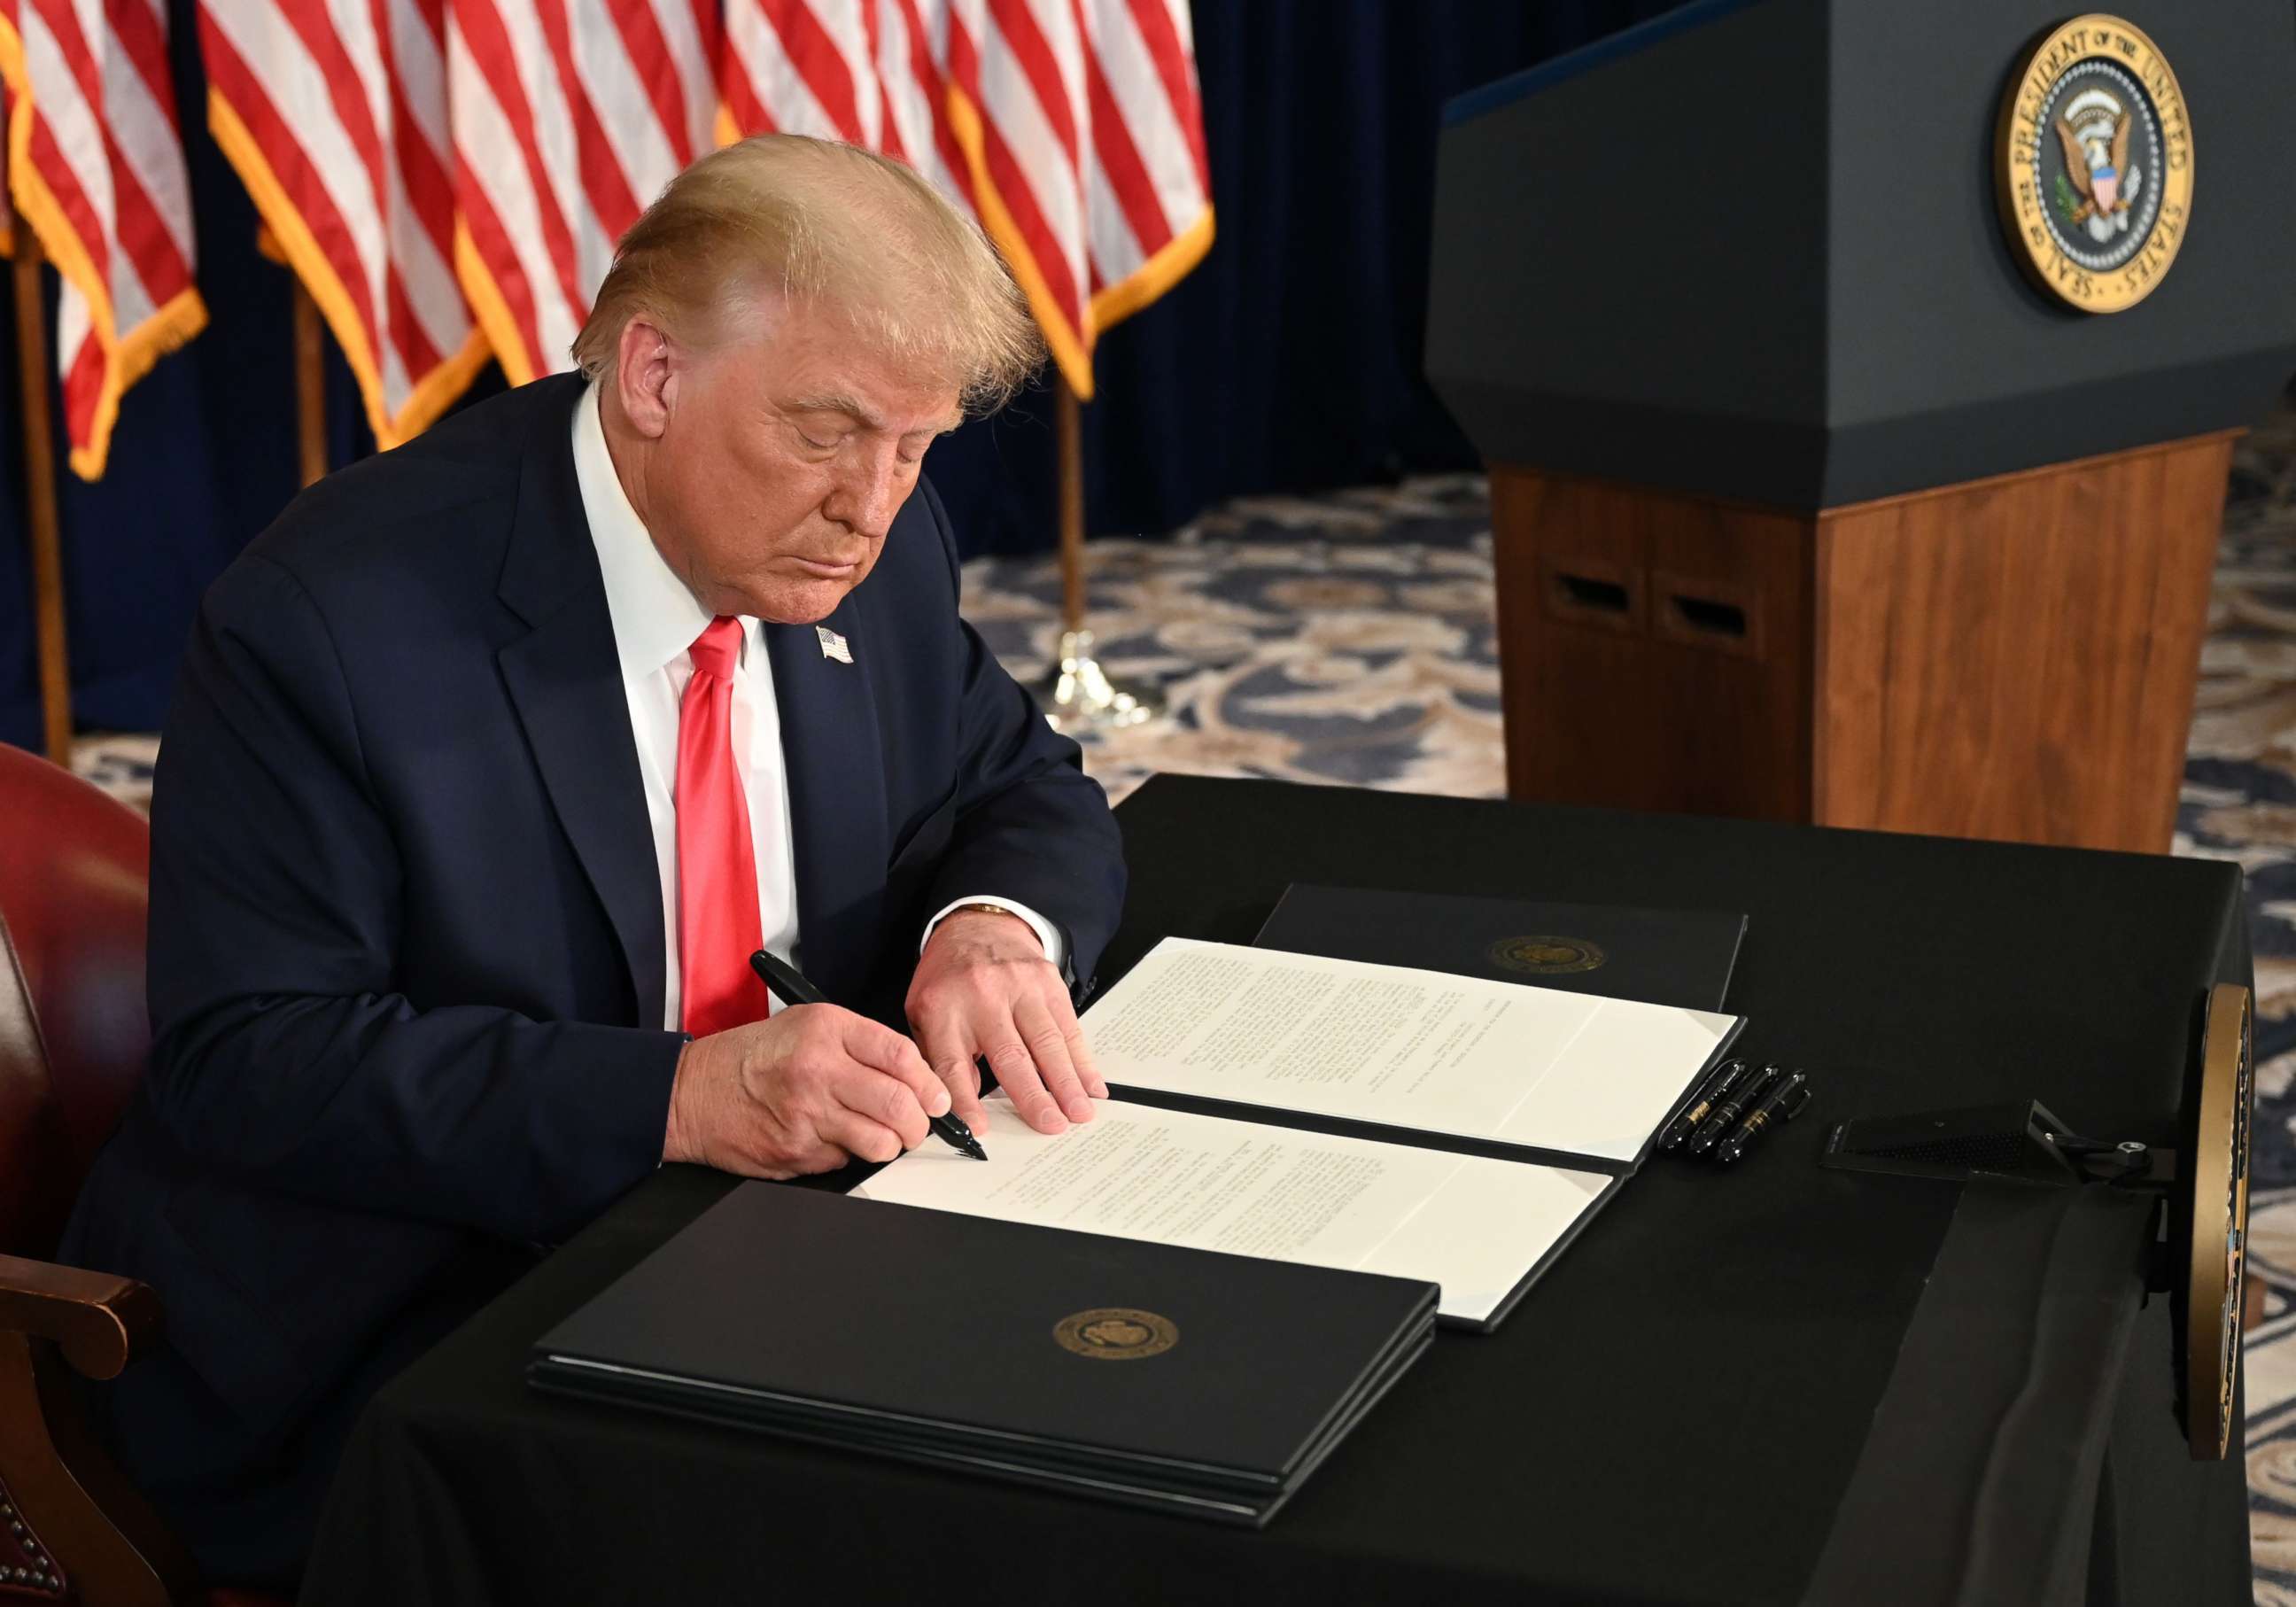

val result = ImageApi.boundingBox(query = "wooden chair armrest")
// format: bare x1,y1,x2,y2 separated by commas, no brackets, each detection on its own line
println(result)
0,1259,197,1605
0,1253,162,1379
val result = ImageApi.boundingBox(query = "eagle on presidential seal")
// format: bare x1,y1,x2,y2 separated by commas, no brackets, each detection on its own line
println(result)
2053,89,2141,244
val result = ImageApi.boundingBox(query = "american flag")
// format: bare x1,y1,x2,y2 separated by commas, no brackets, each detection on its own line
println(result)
446,0,718,384
201,0,490,446
719,0,1212,397
182,0,1205,456
0,0,206,477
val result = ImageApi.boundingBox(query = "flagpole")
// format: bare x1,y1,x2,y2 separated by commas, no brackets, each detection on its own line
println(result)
1056,371,1086,633
293,280,327,487
12,229,73,766
1036,373,1157,731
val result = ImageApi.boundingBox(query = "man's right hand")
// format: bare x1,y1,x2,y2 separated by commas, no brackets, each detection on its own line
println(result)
662,1005,951,1178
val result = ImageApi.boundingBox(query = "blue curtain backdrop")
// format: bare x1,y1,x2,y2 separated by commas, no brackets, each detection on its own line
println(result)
0,0,1679,748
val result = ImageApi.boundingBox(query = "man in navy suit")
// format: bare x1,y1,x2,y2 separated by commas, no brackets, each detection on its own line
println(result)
61,135,1125,1588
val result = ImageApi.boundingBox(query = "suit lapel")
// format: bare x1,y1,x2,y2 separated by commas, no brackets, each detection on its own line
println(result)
495,377,667,1027
764,596,888,1005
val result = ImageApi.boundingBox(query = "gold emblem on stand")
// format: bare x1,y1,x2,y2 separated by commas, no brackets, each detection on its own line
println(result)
2188,982,2253,1459
1995,15,2192,313
1053,1308,1179,1361
1488,936,1607,976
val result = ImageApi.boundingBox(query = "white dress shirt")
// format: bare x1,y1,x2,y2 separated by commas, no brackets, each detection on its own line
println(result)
571,383,1063,1031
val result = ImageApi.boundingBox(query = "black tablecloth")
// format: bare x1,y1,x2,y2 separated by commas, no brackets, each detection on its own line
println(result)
299,776,2253,1606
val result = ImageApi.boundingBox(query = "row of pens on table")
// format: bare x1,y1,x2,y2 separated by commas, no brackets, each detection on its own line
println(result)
1658,1060,1812,1166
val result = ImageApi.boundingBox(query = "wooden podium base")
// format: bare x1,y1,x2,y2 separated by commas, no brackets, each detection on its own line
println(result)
1488,432,2239,852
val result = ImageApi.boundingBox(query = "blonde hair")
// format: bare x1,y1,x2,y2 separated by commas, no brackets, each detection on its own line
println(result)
572,135,1043,415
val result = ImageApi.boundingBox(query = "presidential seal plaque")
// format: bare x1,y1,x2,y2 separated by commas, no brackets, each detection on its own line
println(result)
1995,15,2191,313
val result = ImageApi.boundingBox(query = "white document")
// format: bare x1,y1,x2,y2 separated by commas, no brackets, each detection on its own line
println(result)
854,1095,1613,1325
1082,937,1738,1162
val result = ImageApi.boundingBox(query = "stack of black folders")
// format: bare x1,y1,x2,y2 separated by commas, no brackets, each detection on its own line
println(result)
528,1182,1439,1526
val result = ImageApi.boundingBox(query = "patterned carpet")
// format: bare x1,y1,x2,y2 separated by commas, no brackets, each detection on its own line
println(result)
66,413,2296,1598
955,474,1503,807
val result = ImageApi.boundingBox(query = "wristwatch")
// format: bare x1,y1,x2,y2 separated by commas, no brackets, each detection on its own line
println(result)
948,901,1031,928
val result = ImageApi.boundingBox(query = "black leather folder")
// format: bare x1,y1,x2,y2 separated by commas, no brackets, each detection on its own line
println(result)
530,1181,1439,1525
1253,884,1748,1011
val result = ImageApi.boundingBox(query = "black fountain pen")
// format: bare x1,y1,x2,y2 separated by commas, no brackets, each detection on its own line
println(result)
1658,1059,1749,1153
1687,1063,1780,1158
748,950,989,1161
1715,1071,1811,1166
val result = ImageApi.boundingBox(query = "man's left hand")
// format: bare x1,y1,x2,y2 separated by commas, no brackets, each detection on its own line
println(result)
907,908,1105,1136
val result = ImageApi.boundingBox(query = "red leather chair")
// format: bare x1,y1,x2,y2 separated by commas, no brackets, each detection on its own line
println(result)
0,743,281,1607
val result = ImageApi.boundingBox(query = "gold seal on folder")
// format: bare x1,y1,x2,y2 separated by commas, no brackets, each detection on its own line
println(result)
1053,1308,1179,1361
1488,935,1607,976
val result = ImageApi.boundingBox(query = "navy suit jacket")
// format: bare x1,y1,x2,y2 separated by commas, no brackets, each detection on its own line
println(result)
59,373,1125,1583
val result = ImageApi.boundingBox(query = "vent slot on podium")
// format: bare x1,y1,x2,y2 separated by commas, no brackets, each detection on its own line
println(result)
1650,571,1762,659
1557,573,1630,613
1540,555,1642,635
1670,594,1747,638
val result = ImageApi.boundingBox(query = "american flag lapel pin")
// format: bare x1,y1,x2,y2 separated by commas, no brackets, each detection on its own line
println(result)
816,625,853,664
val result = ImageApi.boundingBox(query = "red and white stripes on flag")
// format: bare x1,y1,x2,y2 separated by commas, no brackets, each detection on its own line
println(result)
720,0,1211,399
719,0,973,208
6,0,1202,480
448,0,718,384
0,0,205,477
200,0,490,447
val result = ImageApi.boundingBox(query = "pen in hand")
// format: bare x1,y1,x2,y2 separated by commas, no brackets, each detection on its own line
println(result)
748,949,989,1161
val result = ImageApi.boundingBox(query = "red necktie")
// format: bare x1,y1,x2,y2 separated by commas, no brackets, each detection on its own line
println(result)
676,617,766,1036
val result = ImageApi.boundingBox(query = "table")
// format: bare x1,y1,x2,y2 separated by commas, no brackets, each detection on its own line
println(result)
299,775,2253,1606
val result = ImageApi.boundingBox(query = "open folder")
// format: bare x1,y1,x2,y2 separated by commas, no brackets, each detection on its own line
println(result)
857,938,1743,1331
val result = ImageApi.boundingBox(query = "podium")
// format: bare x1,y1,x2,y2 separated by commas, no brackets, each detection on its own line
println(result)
1427,0,2296,850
